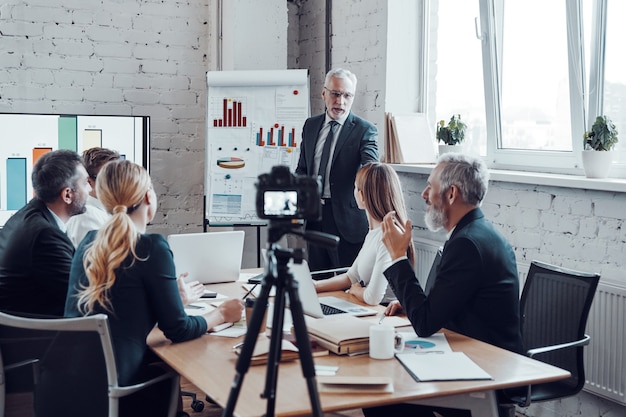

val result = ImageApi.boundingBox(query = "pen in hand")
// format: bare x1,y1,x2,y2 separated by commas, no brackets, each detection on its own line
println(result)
378,312,386,325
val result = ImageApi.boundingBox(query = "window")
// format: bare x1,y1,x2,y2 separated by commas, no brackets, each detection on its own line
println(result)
432,0,486,157
598,0,626,171
426,0,624,177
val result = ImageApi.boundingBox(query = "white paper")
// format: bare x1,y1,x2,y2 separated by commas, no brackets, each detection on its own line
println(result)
395,351,492,381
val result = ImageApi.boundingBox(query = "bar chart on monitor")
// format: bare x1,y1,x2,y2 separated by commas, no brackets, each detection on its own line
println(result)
0,113,150,227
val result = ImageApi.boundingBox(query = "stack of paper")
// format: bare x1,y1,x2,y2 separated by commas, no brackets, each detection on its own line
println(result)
395,333,492,381
317,376,394,394
305,315,371,355
234,336,300,366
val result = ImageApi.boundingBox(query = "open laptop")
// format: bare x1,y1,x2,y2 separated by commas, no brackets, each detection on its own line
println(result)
289,260,378,318
167,231,245,284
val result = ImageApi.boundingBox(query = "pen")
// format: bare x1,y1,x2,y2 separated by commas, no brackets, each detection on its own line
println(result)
378,313,386,325
242,283,258,300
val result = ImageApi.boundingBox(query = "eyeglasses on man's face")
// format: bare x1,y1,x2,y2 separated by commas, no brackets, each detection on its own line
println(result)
324,87,354,100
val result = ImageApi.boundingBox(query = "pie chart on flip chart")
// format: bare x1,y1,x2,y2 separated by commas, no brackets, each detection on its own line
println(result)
217,157,245,169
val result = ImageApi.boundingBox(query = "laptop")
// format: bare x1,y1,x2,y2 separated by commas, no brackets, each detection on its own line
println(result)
167,231,245,284
289,260,378,318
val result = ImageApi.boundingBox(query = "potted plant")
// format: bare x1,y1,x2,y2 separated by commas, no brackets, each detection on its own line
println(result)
582,115,619,178
436,114,467,155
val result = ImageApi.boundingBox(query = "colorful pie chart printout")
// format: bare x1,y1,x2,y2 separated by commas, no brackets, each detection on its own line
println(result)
405,339,437,350
217,157,245,169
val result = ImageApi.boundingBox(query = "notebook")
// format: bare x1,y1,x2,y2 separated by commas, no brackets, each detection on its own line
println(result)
167,231,245,284
289,260,378,318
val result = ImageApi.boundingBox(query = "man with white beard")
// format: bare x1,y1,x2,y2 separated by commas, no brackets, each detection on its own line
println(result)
363,153,523,417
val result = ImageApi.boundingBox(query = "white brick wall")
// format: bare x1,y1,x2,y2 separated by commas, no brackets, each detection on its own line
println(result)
0,0,210,236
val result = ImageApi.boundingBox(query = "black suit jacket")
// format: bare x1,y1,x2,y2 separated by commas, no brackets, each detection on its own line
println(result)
384,208,524,354
296,112,379,243
0,198,75,316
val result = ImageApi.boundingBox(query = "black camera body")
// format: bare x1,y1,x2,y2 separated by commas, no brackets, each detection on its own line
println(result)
256,165,321,222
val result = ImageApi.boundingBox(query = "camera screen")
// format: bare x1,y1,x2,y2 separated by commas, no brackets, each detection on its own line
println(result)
263,190,298,217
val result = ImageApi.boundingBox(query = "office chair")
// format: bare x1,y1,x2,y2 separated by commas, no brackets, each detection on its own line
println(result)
0,311,180,417
500,260,600,410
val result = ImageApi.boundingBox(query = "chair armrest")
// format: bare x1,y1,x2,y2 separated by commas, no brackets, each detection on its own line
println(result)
310,267,349,276
4,358,39,372
109,370,179,399
527,334,590,358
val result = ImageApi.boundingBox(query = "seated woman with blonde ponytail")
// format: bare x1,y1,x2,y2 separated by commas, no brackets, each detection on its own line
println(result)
64,160,243,417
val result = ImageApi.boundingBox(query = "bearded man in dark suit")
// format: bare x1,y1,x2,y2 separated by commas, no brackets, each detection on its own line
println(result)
0,149,91,317
296,68,379,276
364,153,523,417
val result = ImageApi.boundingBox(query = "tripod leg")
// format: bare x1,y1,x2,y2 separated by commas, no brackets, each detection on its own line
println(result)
286,280,324,417
221,277,274,417
261,282,289,417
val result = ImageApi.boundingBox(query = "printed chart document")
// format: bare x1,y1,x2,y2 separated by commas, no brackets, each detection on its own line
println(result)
395,332,492,381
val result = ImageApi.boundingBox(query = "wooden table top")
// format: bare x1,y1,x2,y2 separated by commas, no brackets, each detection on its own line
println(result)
148,274,570,417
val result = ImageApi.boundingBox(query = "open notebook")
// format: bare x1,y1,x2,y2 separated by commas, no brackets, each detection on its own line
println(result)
167,231,245,284
289,260,378,318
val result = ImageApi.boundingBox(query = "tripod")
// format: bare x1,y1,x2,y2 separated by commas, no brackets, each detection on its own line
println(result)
222,225,338,417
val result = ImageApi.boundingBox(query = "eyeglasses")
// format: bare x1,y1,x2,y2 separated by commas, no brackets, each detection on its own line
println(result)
324,87,354,100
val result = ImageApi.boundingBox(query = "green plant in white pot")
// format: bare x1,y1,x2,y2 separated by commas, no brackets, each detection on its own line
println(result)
582,115,619,178
436,114,467,155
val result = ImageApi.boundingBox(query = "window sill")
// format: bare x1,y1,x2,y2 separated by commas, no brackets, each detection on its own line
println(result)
391,164,626,193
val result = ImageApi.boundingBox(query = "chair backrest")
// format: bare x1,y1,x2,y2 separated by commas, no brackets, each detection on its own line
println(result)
520,260,600,397
0,312,116,417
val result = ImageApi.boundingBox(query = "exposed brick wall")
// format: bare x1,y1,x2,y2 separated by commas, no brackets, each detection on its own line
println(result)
0,0,210,235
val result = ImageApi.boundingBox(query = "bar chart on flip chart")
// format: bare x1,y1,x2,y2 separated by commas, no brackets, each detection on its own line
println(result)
205,69,310,225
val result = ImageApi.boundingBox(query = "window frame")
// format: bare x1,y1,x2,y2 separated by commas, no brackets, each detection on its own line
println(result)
422,0,623,177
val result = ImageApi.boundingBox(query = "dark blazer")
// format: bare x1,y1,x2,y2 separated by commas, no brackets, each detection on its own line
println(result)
0,198,74,317
296,112,379,243
384,208,524,354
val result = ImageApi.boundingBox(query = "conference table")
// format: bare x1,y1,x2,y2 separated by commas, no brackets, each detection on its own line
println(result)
148,271,570,417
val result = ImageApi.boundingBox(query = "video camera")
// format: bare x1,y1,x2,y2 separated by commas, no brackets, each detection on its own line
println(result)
255,165,321,222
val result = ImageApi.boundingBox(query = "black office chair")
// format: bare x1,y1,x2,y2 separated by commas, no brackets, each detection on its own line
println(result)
0,311,180,417
500,260,600,410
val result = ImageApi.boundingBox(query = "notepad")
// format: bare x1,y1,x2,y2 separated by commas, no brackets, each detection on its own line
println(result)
317,376,394,394
395,351,492,381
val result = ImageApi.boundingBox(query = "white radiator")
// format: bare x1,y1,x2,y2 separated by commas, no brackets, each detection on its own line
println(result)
413,240,626,405
412,238,440,288
583,282,626,404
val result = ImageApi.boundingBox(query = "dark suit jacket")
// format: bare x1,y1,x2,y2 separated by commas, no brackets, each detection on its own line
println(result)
0,198,74,316
384,208,524,354
296,112,379,243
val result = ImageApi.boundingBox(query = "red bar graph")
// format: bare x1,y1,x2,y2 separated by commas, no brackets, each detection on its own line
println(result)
213,98,247,128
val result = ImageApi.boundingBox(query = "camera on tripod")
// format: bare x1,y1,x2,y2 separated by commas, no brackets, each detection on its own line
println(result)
255,165,321,222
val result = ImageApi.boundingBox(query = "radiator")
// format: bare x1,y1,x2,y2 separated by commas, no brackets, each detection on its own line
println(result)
583,281,626,404
413,239,626,405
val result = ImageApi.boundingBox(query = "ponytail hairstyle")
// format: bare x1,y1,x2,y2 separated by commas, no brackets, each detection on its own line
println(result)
77,160,152,314
355,162,415,266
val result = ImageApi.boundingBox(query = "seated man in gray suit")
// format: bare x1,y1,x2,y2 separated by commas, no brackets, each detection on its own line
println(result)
0,149,91,317
365,153,523,417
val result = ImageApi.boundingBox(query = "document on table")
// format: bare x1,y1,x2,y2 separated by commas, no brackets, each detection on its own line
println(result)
396,351,492,381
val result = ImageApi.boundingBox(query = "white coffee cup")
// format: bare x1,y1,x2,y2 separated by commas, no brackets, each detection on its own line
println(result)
369,324,405,359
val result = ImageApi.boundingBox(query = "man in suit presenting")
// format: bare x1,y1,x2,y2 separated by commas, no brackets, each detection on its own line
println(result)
0,149,91,316
296,68,379,276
